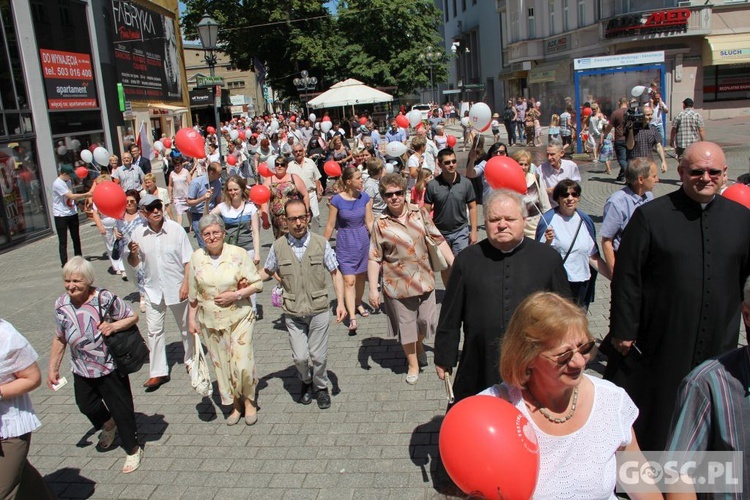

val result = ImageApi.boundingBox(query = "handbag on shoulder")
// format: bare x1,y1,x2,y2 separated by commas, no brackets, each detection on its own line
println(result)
98,290,149,376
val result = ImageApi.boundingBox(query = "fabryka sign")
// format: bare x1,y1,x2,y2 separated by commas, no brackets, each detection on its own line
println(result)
604,9,691,39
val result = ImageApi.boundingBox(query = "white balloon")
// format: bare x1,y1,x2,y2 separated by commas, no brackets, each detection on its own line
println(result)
469,102,492,132
460,116,471,128
308,113,317,122
384,162,395,174
385,141,407,157
269,120,279,133
154,140,164,152
314,122,320,130
57,146,68,156
229,129,239,141
93,146,110,166
631,85,647,97
320,121,332,133
80,149,93,163
407,110,423,128
70,139,81,151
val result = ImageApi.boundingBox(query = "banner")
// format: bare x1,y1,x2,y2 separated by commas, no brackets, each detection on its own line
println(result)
39,49,98,110
137,121,153,160
111,0,183,102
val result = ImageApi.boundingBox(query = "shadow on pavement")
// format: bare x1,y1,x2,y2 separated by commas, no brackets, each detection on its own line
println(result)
256,365,304,403
357,336,407,374
409,414,463,497
44,467,96,499
136,412,168,444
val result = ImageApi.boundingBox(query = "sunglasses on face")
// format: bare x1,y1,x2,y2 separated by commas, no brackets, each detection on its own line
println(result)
541,340,597,365
145,204,163,212
687,168,723,178
442,159,457,165
562,192,581,199
275,163,286,168
384,190,405,198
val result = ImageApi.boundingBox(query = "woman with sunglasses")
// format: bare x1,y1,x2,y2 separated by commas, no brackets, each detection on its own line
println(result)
261,157,309,238
479,292,654,500
536,179,611,310
368,173,454,384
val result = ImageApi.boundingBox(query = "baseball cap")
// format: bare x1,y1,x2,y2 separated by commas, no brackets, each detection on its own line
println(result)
138,193,161,209
683,98,694,106
60,164,75,175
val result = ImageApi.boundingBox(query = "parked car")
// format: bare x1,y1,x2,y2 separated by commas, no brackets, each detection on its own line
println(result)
411,103,431,121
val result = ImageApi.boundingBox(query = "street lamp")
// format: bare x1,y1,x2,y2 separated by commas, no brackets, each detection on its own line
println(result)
293,70,318,116
197,14,222,163
419,51,439,104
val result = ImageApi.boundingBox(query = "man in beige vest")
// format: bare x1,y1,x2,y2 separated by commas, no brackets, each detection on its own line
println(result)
260,200,345,409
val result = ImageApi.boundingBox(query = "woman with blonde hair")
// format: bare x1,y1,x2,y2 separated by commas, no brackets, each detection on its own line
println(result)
141,173,172,219
512,149,550,238
480,292,655,500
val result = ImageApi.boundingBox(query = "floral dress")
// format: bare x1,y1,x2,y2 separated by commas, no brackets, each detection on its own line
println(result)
268,175,303,238
188,244,263,406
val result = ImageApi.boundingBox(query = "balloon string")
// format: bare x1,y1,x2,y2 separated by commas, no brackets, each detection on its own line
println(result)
533,202,549,231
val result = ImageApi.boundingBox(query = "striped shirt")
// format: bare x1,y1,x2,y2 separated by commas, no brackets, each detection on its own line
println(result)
671,108,704,148
666,346,750,498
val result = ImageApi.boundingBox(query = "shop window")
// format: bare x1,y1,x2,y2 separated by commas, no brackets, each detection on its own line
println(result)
703,64,750,102
48,111,103,136
0,139,49,243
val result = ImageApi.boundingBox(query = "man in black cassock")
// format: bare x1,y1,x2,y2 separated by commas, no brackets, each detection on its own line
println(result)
604,141,750,451
433,189,571,403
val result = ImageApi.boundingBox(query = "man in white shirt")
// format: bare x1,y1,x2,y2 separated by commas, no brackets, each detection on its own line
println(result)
415,126,438,173
112,153,145,191
288,145,323,226
538,142,581,206
127,194,194,390
52,164,92,266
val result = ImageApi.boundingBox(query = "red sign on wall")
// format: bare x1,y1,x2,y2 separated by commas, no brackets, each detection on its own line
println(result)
39,49,98,110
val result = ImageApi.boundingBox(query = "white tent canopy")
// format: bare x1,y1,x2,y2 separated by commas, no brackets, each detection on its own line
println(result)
307,78,393,109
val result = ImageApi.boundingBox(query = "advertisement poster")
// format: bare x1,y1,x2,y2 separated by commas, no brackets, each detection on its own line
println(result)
39,49,98,110
111,0,182,102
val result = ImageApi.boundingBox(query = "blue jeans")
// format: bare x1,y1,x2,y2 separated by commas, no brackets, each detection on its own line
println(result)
515,121,525,141
614,140,628,177
191,212,206,248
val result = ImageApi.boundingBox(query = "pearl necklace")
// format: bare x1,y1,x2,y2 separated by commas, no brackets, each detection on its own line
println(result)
527,386,579,424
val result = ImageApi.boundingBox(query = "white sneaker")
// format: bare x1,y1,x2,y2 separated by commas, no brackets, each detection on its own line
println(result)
122,447,143,474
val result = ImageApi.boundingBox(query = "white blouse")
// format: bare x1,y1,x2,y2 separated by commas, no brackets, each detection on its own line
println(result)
480,375,638,500
0,320,42,439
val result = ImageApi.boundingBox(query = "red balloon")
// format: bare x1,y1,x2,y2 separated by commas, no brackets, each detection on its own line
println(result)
175,128,206,159
88,143,98,153
440,395,540,499
226,155,237,166
290,115,297,122
485,156,527,194
92,181,127,219
258,162,273,177
723,183,750,209
162,138,172,149
75,166,89,179
395,114,409,129
582,107,593,117
446,135,457,148
249,185,271,205
324,160,342,177
206,126,216,134
359,116,368,125
238,131,246,141
322,116,331,122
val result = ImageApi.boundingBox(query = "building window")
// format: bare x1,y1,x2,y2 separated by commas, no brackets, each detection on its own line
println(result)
453,0,457,18
563,0,569,32
549,1,556,36
511,10,520,42
462,0,466,12
444,0,449,21
528,8,536,39
578,0,585,26
704,64,750,102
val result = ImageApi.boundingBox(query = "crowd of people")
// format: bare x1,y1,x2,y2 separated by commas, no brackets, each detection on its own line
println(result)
7,94,750,498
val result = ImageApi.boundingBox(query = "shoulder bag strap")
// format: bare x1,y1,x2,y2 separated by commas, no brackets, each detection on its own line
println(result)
561,217,584,265
96,289,116,323
231,202,245,240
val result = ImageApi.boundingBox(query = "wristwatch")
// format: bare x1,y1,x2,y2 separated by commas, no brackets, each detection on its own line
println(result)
236,291,243,302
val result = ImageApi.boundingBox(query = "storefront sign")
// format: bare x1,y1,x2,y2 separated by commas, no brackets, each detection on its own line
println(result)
574,51,665,70
545,35,571,55
39,49,98,110
605,9,691,39
111,0,183,102
189,88,212,107
196,75,224,88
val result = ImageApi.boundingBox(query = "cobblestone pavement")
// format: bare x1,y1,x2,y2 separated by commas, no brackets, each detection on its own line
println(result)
1,118,747,499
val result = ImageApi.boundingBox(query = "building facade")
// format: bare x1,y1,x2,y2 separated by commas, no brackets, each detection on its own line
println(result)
0,0,189,252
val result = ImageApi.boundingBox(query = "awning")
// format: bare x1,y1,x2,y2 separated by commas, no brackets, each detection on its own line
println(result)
703,34,750,66
148,103,188,113
528,60,570,84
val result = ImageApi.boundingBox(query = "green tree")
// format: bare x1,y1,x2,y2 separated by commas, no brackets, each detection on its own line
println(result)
181,0,447,98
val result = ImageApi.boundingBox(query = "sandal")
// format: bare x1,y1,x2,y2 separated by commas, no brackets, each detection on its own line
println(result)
122,447,143,474
356,305,370,317
348,319,358,332
98,426,117,449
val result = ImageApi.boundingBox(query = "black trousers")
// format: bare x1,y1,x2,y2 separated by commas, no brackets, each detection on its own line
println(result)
54,214,82,266
73,372,139,453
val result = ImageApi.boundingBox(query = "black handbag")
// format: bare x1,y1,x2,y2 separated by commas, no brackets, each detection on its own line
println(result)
98,290,149,375
111,239,122,260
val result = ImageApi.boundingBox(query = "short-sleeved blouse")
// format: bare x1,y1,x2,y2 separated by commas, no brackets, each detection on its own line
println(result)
189,244,263,330
54,289,134,378
0,320,42,439
479,375,638,500
369,204,446,299
216,202,258,251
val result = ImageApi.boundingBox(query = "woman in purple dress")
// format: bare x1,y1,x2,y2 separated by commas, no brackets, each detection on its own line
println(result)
324,167,374,332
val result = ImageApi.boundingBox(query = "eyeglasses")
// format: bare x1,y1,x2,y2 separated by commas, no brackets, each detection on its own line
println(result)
126,200,137,205
562,192,581,199
201,231,224,239
286,215,308,223
541,340,597,366
145,204,163,212
275,163,286,168
384,190,405,198
441,159,457,165
687,168,723,178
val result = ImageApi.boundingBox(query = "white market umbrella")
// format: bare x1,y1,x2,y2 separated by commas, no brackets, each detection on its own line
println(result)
307,78,393,109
